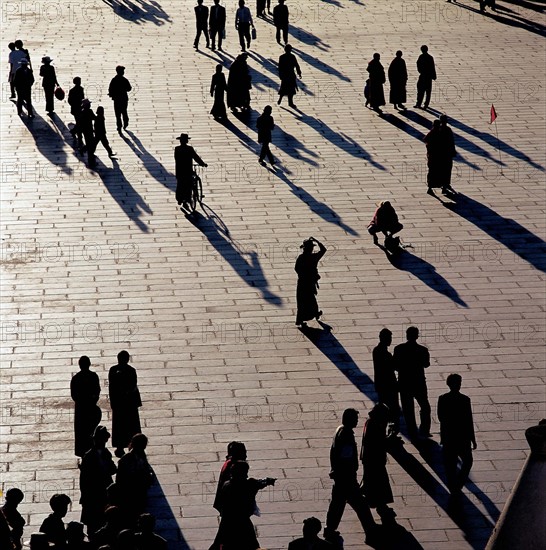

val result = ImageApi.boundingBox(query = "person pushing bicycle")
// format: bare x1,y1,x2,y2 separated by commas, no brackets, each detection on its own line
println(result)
174,133,208,211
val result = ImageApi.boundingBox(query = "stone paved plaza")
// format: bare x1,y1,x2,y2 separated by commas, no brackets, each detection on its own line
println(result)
1,0,545,548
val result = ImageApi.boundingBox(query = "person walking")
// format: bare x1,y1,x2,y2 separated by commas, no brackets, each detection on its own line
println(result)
8,42,27,100
277,44,301,107
438,374,477,494
13,59,34,118
194,0,210,49
210,64,228,121
68,77,85,148
415,45,436,109
108,350,142,458
388,50,407,110
94,106,116,158
393,326,431,441
437,114,457,194
295,237,326,327
366,53,386,113
235,0,255,52
257,105,275,165
174,133,208,210
70,355,102,458
14,40,31,69
108,65,132,133
39,56,59,114
288,517,333,549
324,408,377,546
79,99,97,167
273,0,289,45
424,119,442,196
209,0,226,51
226,53,252,112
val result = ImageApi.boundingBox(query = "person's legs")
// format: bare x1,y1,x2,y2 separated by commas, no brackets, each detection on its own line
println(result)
238,27,246,50
276,26,281,43
400,389,418,438
218,27,223,49
416,78,425,107
346,483,376,534
99,136,114,156
259,143,266,162
424,82,432,108
442,445,459,492
265,142,274,164
203,25,210,47
325,481,348,534
210,26,217,49
120,100,129,129
414,385,431,436
45,86,54,112
458,446,473,489
245,25,251,48
194,26,202,47
282,25,288,44
25,91,34,117
9,78,15,98
16,91,23,115
114,103,122,131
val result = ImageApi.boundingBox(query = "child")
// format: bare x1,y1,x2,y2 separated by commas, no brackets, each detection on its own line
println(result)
2,487,25,550
94,106,116,158
40,493,72,549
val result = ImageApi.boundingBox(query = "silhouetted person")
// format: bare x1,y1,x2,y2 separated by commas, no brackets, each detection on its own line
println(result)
8,42,26,99
79,426,117,534
212,460,276,550
235,0,254,52
324,408,377,546
174,133,207,210
257,105,275,165
194,0,210,49
372,329,400,434
90,506,123,549
108,350,142,458
116,434,154,525
94,106,116,158
438,374,477,494
288,517,333,549
256,0,266,17
2,488,25,550
366,53,386,113
209,0,226,50
424,119,442,196
210,65,228,121
273,0,289,45
116,529,137,550
68,77,85,147
66,522,91,550
393,326,431,440
0,509,14,550
108,66,131,133
361,404,397,526
277,44,301,108
227,53,252,112
39,56,58,114
367,201,403,246
295,237,326,327
388,50,407,110
79,99,97,167
13,59,34,118
134,514,167,550
415,45,436,109
437,114,457,194
14,40,32,69
40,493,72,549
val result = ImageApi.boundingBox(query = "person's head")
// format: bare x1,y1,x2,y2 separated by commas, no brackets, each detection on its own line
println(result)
73,76,82,86
342,408,359,429
116,65,125,75
214,0,220,4
369,402,389,423
96,106,105,117
42,56,52,65
379,328,392,346
421,45,428,53
284,44,292,53
432,119,441,130
49,493,71,517
302,516,322,539
439,114,448,125
230,460,250,480
227,441,247,460
396,50,403,58
177,133,190,144
78,355,91,370
215,64,223,73
263,105,273,115
66,521,85,543
8,42,15,51
19,59,29,68
29,533,50,550
129,433,148,452
93,425,111,446
239,0,245,6
137,513,155,534
278,0,285,4
238,52,248,63
14,40,23,49
373,52,380,61
446,373,462,392
103,505,121,525
197,0,203,4
5,487,24,506
81,98,91,110
117,350,130,364
301,238,314,253
117,529,136,549
406,326,419,341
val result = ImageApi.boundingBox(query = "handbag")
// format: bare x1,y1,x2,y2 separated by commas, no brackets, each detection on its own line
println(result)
251,27,257,40
54,86,65,101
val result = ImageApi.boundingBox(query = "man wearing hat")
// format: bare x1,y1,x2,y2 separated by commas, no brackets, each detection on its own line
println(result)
108,66,132,133
13,59,34,118
174,134,208,210
39,56,59,114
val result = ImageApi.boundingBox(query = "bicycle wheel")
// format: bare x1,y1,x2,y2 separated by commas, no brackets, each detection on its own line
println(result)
187,175,198,213
195,174,203,206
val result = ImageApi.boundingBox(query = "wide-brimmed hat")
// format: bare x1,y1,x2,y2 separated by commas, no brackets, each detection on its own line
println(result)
176,133,190,141
42,56,52,63
300,238,314,249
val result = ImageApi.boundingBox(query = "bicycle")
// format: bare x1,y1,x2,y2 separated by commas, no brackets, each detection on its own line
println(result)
186,164,205,214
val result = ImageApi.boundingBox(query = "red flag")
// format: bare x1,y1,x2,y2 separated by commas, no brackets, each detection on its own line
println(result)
490,104,497,124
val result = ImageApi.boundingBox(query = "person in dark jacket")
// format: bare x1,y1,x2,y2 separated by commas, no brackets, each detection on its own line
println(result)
174,133,208,210
210,65,227,121
366,53,386,113
415,45,436,109
13,59,34,118
79,99,97,167
40,494,72,549
388,50,407,110
66,521,91,550
367,201,403,246
68,77,85,147
108,66,132,133
108,350,142,458
277,44,301,107
288,517,333,549
437,114,457,194
0,509,14,550
227,53,251,112
324,408,377,546
273,0,289,45
424,119,441,195
438,374,477,493
94,106,116,158
71,355,101,458
194,0,210,49
1,488,25,550
209,0,226,51
39,56,58,114
134,514,167,550
257,105,275,165
393,326,431,440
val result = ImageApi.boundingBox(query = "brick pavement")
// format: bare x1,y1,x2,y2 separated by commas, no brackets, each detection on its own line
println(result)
1,0,545,549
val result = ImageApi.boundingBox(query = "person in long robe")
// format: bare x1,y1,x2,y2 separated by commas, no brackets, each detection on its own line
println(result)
366,53,386,113
388,50,407,110
71,355,101,458
437,114,457,194
277,44,301,107
295,237,327,327
108,351,142,458
210,65,227,121
424,119,442,195
227,53,251,112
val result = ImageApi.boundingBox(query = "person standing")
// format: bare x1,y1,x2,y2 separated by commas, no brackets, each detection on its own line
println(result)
437,374,477,493
277,44,301,108
79,99,97,167
324,408,377,546
366,53,386,113
295,237,326,327
424,119,442,196
194,0,210,49
437,114,457,194
235,0,255,52
94,106,116,158
108,65,132,133
388,50,407,110
7,42,24,100
393,326,431,440
415,45,436,109
108,350,142,458
210,64,228,121
273,0,289,45
257,105,275,165
13,59,34,118
39,56,58,114
226,53,252,112
68,77,85,147
174,133,208,210
209,0,226,51
70,355,102,458
1,488,25,550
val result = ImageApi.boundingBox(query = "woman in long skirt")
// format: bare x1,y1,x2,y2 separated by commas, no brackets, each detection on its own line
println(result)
210,64,227,121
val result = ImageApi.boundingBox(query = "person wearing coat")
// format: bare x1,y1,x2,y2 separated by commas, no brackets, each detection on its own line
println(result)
256,105,275,165
13,59,34,118
209,0,226,51
415,45,436,109
68,77,85,147
366,53,386,113
277,44,301,107
39,56,59,114
108,65,132,133
227,53,251,112
388,50,407,110
210,64,227,121
194,0,210,49
273,0,289,45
